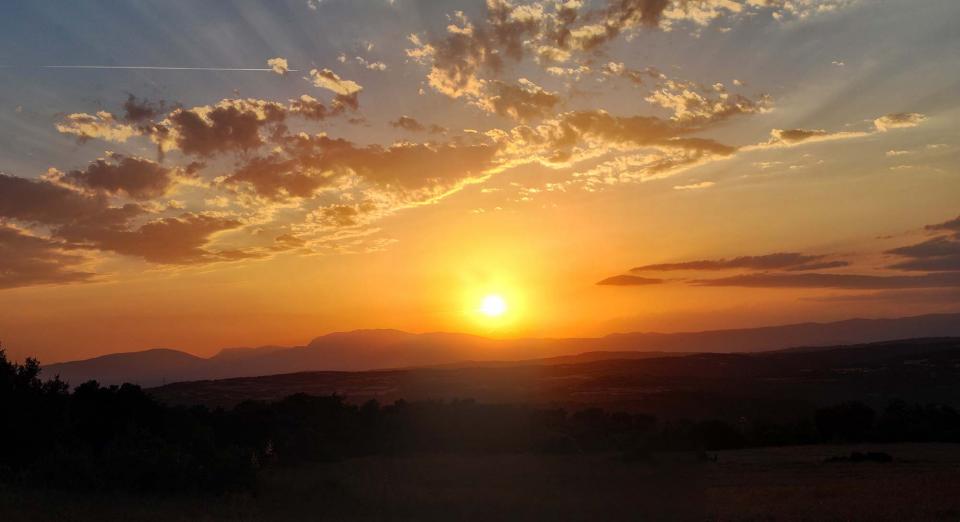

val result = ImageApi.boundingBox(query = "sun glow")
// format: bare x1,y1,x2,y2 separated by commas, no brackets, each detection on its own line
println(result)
479,294,508,317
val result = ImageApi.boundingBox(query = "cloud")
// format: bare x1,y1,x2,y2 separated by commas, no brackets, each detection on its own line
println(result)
596,274,664,286
874,112,926,132
405,1,559,100
744,111,927,153
222,153,334,201
354,56,387,71
762,0,858,21
487,109,737,189
632,252,843,271
390,116,425,132
0,225,93,290
60,155,176,200
305,69,362,111
314,201,378,227
601,62,662,85
0,173,108,225
389,116,445,134
121,95,166,124
56,212,244,265
926,215,960,233
267,57,290,75
306,68,363,96
220,132,498,207
764,128,864,145
645,79,770,123
605,213,960,291
673,181,715,190
164,98,287,156
880,214,960,272
481,79,560,121
288,94,339,121
0,168,248,269
408,0,863,108
692,271,960,289
55,111,137,143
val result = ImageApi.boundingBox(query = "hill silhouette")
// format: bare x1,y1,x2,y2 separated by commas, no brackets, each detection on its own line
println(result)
45,313,960,387
150,337,960,416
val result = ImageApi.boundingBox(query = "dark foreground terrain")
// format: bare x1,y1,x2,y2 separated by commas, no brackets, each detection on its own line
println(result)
3,444,960,521
7,340,960,521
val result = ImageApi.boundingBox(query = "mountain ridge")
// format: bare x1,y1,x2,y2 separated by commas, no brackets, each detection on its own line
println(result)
43,312,960,387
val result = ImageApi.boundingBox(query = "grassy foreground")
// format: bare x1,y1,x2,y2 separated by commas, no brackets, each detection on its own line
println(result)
3,443,960,521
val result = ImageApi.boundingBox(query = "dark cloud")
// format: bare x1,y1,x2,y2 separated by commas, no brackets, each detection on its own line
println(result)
56,212,243,265
408,0,678,101
273,233,305,249
485,80,560,122
692,271,960,289
406,1,543,98
597,274,664,286
304,69,362,112
0,174,108,225
0,169,247,270
784,260,851,271
926,215,960,234
316,202,377,227
328,140,498,191
769,129,831,144
289,95,334,121
222,133,498,201
63,155,175,200
121,95,166,124
166,99,286,156
583,0,671,50
888,236,960,259
390,116,446,134
632,252,839,271
390,116,425,132
223,154,333,200
874,112,926,132
882,214,960,272
541,110,736,163
287,134,497,191
0,225,93,289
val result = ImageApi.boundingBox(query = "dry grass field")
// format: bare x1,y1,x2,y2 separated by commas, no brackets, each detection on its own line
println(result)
3,443,960,521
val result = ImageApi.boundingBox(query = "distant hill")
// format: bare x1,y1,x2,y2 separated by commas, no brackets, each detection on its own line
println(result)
151,338,960,419
44,313,960,387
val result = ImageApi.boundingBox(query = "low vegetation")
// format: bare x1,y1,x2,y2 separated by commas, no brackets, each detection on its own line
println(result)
4,344,960,499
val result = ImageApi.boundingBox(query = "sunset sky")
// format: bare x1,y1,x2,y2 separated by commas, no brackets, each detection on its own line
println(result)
1,0,958,362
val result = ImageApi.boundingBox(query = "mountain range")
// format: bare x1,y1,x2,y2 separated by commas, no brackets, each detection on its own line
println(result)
44,312,960,387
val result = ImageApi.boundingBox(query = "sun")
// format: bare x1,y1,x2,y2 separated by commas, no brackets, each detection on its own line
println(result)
479,294,508,317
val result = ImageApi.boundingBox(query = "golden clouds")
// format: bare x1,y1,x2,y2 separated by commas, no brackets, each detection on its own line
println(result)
645,79,770,123
306,68,362,96
267,57,290,75
55,111,137,144
874,112,926,132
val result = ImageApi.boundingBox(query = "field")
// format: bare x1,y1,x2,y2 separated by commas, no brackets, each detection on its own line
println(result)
4,443,960,521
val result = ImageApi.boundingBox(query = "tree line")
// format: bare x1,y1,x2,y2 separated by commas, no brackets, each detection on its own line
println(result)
3,347,960,494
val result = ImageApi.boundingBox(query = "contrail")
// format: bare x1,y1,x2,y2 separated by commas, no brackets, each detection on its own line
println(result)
32,65,300,72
